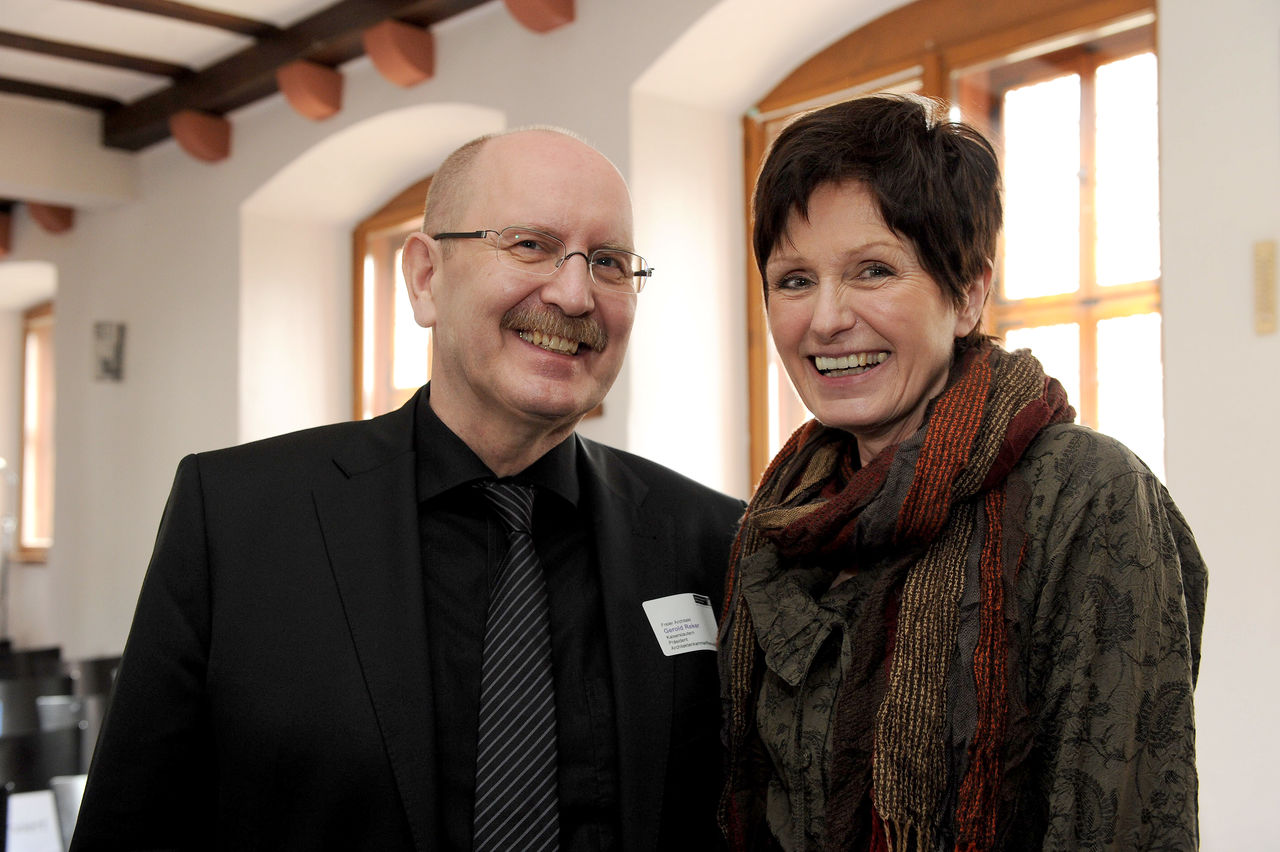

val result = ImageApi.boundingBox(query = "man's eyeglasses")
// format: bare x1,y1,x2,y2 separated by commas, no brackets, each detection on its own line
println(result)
432,227,652,294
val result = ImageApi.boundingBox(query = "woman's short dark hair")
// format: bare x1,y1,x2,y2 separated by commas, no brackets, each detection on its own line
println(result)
753,94,1001,345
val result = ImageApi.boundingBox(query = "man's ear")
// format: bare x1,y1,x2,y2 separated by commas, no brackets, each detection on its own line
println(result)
955,261,994,338
402,232,440,329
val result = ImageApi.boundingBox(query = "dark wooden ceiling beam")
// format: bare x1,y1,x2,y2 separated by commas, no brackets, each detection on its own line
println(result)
0,30,190,78
74,0,281,39
302,0,474,70
0,76,123,111
102,0,489,152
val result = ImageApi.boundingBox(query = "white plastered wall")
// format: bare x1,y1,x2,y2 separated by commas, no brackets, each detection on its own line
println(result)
1159,0,1280,846
0,0,1273,844
238,103,507,444
627,93,750,496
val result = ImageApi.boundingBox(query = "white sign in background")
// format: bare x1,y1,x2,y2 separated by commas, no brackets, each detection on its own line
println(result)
7,789,63,852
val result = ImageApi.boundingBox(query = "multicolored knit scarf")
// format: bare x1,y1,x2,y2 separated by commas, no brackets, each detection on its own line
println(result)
719,343,1074,851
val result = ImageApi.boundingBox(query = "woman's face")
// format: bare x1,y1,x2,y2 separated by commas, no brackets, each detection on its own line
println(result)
765,181,987,462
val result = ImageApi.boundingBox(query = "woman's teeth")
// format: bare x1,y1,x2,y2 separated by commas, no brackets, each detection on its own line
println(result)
520,330,580,355
814,351,888,376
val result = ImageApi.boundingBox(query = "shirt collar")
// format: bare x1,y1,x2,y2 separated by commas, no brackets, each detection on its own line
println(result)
414,384,580,507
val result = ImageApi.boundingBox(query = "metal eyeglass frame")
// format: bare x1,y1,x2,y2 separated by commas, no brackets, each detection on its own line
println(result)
432,227,653,294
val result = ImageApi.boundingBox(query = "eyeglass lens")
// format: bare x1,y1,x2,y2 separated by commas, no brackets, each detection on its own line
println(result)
494,228,645,292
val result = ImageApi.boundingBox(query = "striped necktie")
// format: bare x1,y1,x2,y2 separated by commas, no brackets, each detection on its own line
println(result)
472,480,559,851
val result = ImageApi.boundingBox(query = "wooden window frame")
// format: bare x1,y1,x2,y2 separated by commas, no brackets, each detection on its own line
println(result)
742,0,1156,484
352,176,432,421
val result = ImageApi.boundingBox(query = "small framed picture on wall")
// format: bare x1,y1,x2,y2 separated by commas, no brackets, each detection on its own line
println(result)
94,321,126,382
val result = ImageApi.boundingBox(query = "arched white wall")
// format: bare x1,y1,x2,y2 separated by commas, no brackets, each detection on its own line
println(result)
628,94,749,496
1159,0,1280,845
239,103,505,443
626,0,902,500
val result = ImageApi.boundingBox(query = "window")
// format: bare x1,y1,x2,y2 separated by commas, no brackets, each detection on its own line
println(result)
17,301,54,562
353,177,433,420
742,0,1159,483
350,173,605,423
958,29,1164,478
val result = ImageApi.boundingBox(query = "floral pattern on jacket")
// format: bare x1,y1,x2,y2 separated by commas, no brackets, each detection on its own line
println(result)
733,423,1206,851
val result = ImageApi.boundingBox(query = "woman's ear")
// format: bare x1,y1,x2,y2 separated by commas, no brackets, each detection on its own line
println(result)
401,232,440,329
955,261,994,337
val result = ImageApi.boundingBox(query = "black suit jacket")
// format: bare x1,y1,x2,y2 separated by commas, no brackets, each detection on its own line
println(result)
71,390,744,851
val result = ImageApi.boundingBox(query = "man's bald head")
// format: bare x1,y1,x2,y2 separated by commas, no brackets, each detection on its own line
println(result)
420,126,622,245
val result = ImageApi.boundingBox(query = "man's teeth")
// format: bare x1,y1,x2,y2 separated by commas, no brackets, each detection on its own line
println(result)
520,330,580,355
814,351,888,375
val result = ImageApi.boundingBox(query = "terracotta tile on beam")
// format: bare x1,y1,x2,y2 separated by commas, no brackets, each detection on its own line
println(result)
503,0,574,33
169,110,231,163
363,20,434,87
27,203,74,234
277,60,343,120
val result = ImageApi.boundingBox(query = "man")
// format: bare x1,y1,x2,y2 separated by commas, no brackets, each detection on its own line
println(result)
71,128,743,850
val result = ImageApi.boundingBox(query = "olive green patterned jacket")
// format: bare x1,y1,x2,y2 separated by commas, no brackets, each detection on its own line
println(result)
729,422,1206,851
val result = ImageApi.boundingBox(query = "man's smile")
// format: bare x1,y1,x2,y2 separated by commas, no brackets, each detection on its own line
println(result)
519,329,581,355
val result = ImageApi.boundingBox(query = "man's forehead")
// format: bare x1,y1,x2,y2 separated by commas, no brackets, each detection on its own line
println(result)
464,131,634,240
485,128,598,160
477,130,621,185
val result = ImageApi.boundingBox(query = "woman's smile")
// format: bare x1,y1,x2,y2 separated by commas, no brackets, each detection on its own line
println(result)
812,351,889,377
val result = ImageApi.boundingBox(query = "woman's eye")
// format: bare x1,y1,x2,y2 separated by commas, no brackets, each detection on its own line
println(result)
771,274,814,292
858,263,893,279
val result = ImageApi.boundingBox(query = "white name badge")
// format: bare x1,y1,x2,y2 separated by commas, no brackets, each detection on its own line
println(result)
642,593,718,656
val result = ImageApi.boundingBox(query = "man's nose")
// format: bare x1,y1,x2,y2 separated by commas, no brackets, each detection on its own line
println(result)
541,252,596,316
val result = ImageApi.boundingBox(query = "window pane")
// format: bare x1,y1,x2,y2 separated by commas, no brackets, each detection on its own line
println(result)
1096,312,1164,479
1002,74,1081,300
766,344,813,460
360,254,377,418
1003,323,1080,419
21,312,54,550
392,246,430,391
1096,53,1160,287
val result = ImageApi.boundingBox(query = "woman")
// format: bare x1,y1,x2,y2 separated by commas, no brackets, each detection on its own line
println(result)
719,94,1205,851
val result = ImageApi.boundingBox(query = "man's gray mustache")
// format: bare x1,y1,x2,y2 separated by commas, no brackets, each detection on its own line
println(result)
500,306,608,352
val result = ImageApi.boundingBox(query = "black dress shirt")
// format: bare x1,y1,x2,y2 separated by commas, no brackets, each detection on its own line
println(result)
414,391,620,850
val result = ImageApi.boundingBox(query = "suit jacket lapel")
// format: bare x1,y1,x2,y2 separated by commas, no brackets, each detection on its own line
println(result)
577,438,674,851
312,393,437,850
